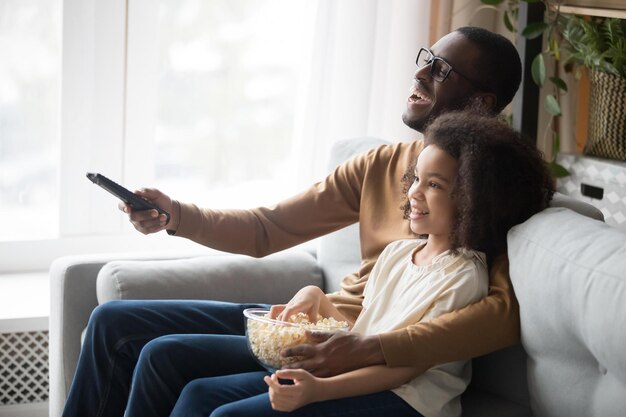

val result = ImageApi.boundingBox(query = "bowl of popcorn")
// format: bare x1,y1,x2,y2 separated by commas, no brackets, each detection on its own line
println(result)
243,308,349,372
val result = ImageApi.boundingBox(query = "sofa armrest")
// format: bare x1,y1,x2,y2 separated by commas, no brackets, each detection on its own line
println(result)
49,249,322,417
48,250,213,417
96,249,324,305
49,255,106,415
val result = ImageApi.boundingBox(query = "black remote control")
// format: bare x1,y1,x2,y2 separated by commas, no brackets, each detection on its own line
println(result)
86,172,170,225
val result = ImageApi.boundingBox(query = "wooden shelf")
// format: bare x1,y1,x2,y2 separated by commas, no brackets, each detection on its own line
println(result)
560,5,626,19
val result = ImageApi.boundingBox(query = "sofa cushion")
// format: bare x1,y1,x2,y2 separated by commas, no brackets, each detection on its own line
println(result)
96,250,323,305
508,207,626,417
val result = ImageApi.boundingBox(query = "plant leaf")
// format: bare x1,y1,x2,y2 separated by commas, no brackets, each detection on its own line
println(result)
480,0,505,4
545,95,561,116
532,54,546,86
549,76,568,92
550,38,561,61
522,22,549,39
548,161,570,178
504,11,515,32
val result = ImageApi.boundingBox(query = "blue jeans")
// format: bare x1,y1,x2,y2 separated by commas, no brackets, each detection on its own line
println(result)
170,372,423,417
61,300,423,417
62,300,267,417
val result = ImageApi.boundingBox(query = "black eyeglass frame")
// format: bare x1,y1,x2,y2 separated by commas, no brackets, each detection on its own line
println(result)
416,47,491,92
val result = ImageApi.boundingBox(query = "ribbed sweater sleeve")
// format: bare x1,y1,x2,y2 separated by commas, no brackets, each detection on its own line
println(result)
171,146,371,257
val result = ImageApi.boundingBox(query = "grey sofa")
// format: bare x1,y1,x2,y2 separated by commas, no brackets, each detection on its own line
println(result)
49,138,626,417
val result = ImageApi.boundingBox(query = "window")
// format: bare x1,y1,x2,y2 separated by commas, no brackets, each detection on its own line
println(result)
0,0,62,241
0,0,429,272
147,0,318,207
0,0,319,271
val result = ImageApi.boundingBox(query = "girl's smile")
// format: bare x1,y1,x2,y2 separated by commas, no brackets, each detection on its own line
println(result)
407,144,458,254
408,207,429,221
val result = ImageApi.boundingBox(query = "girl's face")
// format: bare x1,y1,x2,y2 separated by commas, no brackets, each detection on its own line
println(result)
407,144,458,245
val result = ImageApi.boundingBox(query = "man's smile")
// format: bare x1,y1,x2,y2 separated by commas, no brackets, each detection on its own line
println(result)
408,82,433,105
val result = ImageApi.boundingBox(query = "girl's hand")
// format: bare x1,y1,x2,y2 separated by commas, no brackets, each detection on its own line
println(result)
270,286,325,323
264,369,321,412
118,188,178,234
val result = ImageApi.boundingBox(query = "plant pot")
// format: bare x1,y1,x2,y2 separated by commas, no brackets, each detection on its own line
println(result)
584,70,626,162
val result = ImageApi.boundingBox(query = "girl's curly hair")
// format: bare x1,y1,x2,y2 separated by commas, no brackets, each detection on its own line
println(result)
402,110,555,260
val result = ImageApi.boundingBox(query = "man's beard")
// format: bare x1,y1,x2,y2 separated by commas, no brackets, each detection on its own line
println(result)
402,111,431,133
402,95,488,133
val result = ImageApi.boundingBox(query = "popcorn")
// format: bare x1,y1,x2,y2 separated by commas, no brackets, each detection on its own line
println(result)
244,309,348,371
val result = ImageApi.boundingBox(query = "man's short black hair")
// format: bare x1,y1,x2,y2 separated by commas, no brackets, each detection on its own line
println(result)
456,26,522,112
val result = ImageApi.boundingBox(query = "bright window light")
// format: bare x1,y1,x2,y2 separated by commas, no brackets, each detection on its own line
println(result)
0,0,62,241
152,0,318,208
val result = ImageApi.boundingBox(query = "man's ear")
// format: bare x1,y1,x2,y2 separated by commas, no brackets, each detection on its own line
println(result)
472,93,498,113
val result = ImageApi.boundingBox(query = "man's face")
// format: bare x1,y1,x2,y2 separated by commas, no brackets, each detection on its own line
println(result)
402,32,484,132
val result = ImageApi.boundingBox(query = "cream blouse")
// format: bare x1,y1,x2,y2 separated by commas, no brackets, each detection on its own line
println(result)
352,239,488,417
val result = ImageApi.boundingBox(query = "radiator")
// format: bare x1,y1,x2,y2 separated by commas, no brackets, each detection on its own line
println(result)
0,330,49,407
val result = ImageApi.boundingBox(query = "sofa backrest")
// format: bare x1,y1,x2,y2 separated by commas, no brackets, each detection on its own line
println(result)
508,206,626,417
469,193,604,407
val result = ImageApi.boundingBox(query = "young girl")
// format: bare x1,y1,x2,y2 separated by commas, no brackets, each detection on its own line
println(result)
168,110,554,417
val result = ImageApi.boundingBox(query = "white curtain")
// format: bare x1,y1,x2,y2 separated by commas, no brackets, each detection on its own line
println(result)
292,0,431,183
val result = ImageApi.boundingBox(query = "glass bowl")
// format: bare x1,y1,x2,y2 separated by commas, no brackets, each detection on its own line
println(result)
243,308,349,372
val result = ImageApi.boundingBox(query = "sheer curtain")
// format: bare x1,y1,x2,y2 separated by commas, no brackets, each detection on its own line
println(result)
0,0,433,272
293,0,430,183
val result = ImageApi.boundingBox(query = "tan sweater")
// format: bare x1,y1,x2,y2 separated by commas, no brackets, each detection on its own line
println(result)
173,140,520,371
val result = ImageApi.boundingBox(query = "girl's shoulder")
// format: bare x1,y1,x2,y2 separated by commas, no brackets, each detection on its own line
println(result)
382,238,426,256
432,248,488,275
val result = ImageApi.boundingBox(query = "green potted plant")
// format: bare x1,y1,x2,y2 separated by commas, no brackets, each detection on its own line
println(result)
561,16,626,161
481,0,626,168
480,0,570,176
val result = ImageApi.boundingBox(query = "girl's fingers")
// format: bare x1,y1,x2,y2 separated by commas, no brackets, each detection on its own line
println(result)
275,369,307,381
269,305,286,320
263,375,274,388
265,374,298,412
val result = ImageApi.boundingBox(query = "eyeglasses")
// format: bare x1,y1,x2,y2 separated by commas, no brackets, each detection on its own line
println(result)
416,47,489,91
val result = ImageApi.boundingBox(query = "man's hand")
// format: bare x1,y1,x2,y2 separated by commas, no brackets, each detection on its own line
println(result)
280,331,385,377
118,188,178,234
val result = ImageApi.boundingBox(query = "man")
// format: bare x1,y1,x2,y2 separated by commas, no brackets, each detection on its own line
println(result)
62,26,523,417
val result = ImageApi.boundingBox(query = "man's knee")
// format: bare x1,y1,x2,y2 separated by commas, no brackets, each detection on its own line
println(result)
87,300,133,337
87,301,163,348
90,300,127,322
